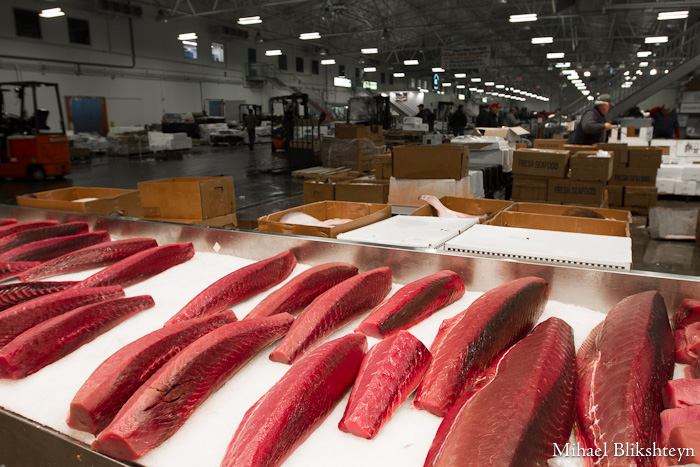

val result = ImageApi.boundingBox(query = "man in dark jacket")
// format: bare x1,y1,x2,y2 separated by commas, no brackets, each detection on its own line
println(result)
650,104,680,139
450,104,468,136
416,104,435,132
244,109,258,150
476,103,499,128
573,94,612,145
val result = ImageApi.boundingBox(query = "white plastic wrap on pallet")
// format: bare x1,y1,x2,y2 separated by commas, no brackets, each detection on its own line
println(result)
337,216,479,249
444,224,632,271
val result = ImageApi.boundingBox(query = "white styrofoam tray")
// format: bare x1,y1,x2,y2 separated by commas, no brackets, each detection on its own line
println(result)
337,215,479,249
445,224,632,270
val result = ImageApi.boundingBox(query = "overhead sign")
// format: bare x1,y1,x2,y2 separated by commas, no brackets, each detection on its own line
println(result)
441,44,491,69
433,73,440,90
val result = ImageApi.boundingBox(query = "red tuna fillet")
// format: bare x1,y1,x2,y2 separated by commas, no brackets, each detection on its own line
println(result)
92,314,293,461
668,421,700,464
0,261,40,282
0,219,17,227
0,220,58,239
339,330,432,439
0,280,78,312
269,267,392,364
664,379,700,409
0,221,89,253
244,262,358,320
19,238,158,282
68,310,238,435
74,243,194,289
0,286,124,348
165,251,296,325
661,405,700,444
688,358,700,379
0,296,154,379
425,317,576,467
0,231,110,263
413,276,548,417
356,270,465,339
675,322,700,364
672,298,700,330
576,291,674,467
221,333,367,467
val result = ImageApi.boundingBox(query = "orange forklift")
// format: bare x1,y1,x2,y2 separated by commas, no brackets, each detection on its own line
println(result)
0,81,71,180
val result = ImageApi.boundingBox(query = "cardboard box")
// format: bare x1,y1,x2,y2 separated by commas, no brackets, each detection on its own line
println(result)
388,177,472,207
595,142,629,166
512,149,569,178
624,186,658,207
335,179,390,204
512,176,548,202
475,126,529,142
409,196,512,223
504,202,632,223
547,179,607,206
650,145,670,156
609,167,657,186
422,134,443,146
569,152,614,181
145,213,237,228
486,211,630,237
392,144,469,179
607,185,624,207
138,177,235,220
333,124,383,141
628,148,663,169
373,154,392,179
321,137,382,171
564,144,595,155
533,139,567,150
16,187,142,217
257,201,391,239
303,173,360,204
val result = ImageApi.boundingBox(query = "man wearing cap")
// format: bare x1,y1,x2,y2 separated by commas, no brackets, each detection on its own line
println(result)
573,94,613,145
476,103,500,127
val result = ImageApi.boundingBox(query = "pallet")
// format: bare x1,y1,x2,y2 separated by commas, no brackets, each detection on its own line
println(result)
291,166,354,179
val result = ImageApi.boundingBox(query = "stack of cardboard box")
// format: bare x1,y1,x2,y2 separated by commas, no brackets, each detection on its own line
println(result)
321,124,385,172
605,144,661,214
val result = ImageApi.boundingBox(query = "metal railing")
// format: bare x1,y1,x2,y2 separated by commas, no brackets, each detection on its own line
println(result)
563,21,700,117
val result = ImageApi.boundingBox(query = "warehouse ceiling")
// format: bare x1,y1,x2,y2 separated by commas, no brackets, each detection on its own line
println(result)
133,0,698,100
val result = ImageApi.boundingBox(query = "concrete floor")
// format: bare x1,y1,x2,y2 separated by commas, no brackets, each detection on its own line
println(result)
1,143,699,277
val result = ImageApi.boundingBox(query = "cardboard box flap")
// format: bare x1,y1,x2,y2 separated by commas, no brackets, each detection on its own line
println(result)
16,187,142,217
409,196,512,222
487,211,630,237
476,126,529,141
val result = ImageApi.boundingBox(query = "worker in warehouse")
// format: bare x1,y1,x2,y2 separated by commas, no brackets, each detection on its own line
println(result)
244,109,258,150
505,107,520,127
476,103,500,127
649,103,680,139
450,104,468,136
572,94,613,145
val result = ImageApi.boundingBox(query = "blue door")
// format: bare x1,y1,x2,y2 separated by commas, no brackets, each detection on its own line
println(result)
69,97,106,135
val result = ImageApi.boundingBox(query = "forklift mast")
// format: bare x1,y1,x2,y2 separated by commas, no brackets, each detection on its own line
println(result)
346,96,391,129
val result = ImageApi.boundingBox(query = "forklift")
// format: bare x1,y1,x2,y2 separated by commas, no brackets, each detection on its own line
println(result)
0,82,71,180
269,93,309,153
346,95,391,129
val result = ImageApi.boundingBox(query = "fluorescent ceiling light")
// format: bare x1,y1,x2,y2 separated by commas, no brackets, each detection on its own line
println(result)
531,37,553,44
571,79,582,83
510,13,538,23
39,7,65,18
495,84,505,89
321,59,336,65
547,52,565,59
363,67,376,72
443,83,452,87
582,90,590,95
645,36,668,44
182,40,197,46
470,77,481,82
584,71,591,77
456,84,466,89
432,67,445,72
636,70,644,75
237,16,262,25
650,69,658,75
299,32,321,40
485,81,495,86
361,48,378,54
265,49,282,56
562,69,576,75
587,96,594,101
404,59,419,65
658,11,689,20
455,73,467,78
178,33,198,41
459,94,466,100
624,70,630,76
639,61,649,67
469,87,478,91
393,72,405,77
555,62,571,68
637,51,653,58
476,89,484,93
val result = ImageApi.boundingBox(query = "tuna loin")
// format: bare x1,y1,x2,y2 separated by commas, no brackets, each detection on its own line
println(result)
664,379,700,409
68,310,238,435
0,221,89,253
661,405,700,444
92,314,293,461
18,238,158,282
74,243,194,289
356,270,465,339
339,330,432,439
673,299,700,364
668,421,700,464
221,333,367,467
165,250,296,325
672,298,700,330
0,296,154,379
576,291,674,466
0,262,40,282
425,317,577,467
0,219,17,227
269,267,392,364
0,286,124,348
414,276,548,417
0,231,111,263
0,220,58,239
0,281,78,312
245,262,358,320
